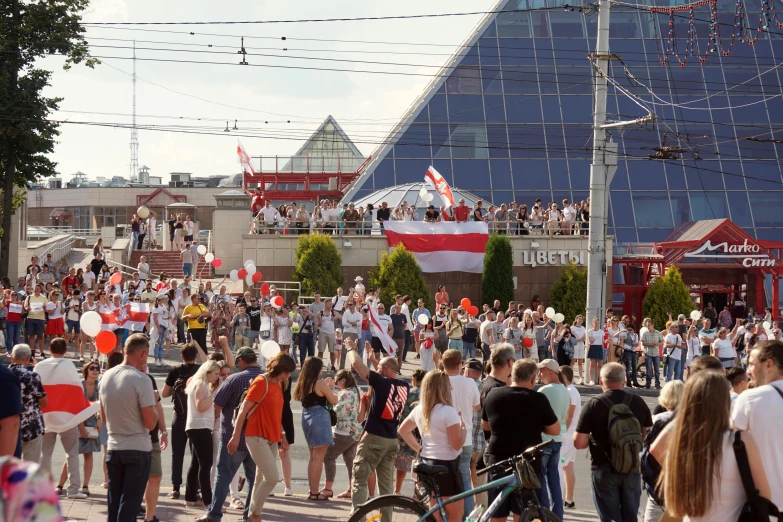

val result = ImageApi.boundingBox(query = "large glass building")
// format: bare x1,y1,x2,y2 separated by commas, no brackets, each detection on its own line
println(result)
343,0,783,243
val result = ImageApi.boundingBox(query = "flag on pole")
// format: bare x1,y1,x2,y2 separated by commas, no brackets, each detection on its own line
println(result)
424,165,455,208
98,303,151,332
36,358,100,433
367,301,397,356
384,221,489,273
237,141,256,175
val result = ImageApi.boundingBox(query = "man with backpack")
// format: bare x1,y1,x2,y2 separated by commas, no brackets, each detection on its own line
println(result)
161,342,206,500
574,362,652,522
196,347,261,522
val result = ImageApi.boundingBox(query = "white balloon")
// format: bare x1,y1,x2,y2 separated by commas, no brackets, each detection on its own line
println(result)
261,340,281,359
419,187,428,197
197,245,207,255
80,311,103,337
244,259,255,269
205,253,215,263
137,206,150,219
690,310,702,321
545,307,556,319
229,269,239,282
554,313,565,324
246,264,256,275
417,314,430,326
422,193,434,203
245,274,255,286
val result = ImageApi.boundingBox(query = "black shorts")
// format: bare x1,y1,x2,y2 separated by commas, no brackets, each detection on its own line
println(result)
371,336,386,355
420,456,463,497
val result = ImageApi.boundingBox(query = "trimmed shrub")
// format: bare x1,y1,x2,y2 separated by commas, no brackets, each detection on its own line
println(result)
550,263,588,323
292,233,343,297
369,245,431,310
642,266,694,328
481,233,514,308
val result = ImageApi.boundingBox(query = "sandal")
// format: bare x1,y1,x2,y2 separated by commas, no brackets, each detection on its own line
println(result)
307,492,329,501
319,488,333,499
55,486,64,496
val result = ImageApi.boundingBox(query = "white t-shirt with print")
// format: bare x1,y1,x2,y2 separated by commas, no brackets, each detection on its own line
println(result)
664,333,682,359
448,374,480,446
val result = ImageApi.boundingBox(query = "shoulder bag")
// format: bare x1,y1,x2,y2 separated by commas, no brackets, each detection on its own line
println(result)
233,375,269,431
733,430,781,522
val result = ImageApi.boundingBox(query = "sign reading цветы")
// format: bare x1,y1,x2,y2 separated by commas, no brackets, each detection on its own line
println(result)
522,250,586,268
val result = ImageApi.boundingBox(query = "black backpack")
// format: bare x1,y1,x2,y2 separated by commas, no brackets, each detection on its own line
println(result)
172,376,189,415
640,411,675,506
598,393,644,474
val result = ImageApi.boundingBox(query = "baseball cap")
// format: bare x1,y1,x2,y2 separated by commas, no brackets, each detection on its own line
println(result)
465,359,483,373
236,347,256,360
156,293,169,300
537,359,560,373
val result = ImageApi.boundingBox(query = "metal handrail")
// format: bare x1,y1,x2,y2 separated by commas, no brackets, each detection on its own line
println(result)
38,235,76,265
107,258,138,276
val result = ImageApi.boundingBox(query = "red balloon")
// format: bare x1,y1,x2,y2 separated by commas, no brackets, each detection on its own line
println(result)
96,330,116,354
460,298,471,309
272,295,284,308
237,268,247,279
251,272,262,283
468,305,479,316
110,272,123,286
212,258,222,268
522,337,534,349
260,282,270,295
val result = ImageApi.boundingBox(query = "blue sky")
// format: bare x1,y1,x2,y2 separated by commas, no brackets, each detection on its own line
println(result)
42,0,492,182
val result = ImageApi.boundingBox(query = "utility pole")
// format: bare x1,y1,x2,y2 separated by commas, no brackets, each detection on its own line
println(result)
585,0,618,327
129,40,139,181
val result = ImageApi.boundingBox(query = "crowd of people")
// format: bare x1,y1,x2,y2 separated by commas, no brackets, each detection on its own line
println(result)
129,211,196,251
248,187,591,236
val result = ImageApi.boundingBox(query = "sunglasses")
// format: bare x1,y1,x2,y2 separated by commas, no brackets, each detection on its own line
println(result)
88,366,100,371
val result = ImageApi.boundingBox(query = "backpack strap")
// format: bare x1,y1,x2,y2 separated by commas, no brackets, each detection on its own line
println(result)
732,431,761,503
597,394,615,413
771,384,783,402
622,392,633,407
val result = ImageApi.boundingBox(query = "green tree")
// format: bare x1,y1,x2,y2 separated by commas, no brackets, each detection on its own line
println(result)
643,266,694,328
292,233,343,296
550,263,588,323
481,233,514,307
0,0,97,277
369,245,431,310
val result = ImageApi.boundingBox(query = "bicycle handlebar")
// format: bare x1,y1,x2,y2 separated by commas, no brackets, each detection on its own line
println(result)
476,439,554,477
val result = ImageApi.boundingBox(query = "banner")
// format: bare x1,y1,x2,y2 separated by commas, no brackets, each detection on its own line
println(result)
237,141,256,175
424,165,455,208
37,358,100,433
367,301,397,356
384,221,489,273
98,302,150,332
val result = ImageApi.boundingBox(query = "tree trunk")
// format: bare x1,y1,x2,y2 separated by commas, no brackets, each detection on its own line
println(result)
1,0,21,279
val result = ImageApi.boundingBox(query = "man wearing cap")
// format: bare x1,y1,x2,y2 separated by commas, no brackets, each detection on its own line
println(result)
197,347,261,522
354,277,365,300
453,199,470,223
537,359,570,520
182,294,210,350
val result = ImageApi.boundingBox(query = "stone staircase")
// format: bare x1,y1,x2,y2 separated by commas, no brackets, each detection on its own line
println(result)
128,250,214,279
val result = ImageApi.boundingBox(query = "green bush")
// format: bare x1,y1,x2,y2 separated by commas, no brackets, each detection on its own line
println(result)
481,233,514,308
292,233,343,296
550,263,588,323
642,266,693,328
369,245,431,310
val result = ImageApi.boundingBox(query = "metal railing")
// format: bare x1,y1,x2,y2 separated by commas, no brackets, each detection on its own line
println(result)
36,234,76,265
258,155,364,174
246,280,301,304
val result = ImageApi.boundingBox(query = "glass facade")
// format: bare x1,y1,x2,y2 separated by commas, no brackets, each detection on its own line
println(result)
350,0,783,243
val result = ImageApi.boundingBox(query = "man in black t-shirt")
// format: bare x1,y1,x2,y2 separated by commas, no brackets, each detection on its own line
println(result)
424,205,441,222
351,343,410,512
574,363,652,522
160,342,204,499
89,253,106,279
482,358,559,520
376,202,391,234
246,297,261,349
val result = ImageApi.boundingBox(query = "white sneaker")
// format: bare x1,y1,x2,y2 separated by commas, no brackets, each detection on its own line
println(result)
588,381,595,386
68,492,88,499
284,488,293,496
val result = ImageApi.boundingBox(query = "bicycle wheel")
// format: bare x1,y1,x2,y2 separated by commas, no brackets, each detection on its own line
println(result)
521,505,562,522
348,494,435,522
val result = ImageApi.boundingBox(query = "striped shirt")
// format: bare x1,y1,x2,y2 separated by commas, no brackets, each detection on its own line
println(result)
213,366,263,453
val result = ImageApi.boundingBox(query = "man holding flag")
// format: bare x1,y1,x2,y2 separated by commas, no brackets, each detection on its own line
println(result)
37,337,100,499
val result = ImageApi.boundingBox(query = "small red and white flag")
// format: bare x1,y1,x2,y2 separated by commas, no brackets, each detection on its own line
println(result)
98,303,151,332
37,358,100,433
237,141,256,176
424,165,455,209
367,301,397,356
384,221,489,273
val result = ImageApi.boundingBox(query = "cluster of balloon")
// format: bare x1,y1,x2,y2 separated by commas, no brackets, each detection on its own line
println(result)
79,312,116,354
203,252,222,267
458,298,479,317
418,186,434,203
545,307,565,324
229,260,263,286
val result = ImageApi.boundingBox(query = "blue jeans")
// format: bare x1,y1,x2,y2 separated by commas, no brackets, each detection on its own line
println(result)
154,327,167,359
591,466,642,522
448,338,463,351
539,346,549,361
106,450,151,522
208,442,256,522
7,321,21,348
299,333,315,366
182,263,193,276
360,330,373,364
645,355,661,388
462,341,476,360
458,445,474,516
538,441,563,520
131,231,139,249
623,351,639,387
678,347,687,380
665,355,681,382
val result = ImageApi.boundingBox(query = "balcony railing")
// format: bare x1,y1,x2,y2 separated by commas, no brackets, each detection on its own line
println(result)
257,155,364,174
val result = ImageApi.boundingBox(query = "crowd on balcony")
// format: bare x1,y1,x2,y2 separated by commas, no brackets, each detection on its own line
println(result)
248,187,591,237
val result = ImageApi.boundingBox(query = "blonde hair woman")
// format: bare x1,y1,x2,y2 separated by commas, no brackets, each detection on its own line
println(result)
184,360,220,508
399,370,467,522
658,372,770,522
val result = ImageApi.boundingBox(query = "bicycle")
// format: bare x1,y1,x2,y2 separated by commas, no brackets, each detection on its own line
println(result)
347,440,561,522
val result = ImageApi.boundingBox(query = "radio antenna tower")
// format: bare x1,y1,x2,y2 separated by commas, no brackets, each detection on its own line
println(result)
129,40,139,181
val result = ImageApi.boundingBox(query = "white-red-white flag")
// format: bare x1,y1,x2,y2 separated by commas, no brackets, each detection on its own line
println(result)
367,301,397,356
98,302,150,332
384,221,489,273
237,141,256,176
37,358,100,433
424,165,455,209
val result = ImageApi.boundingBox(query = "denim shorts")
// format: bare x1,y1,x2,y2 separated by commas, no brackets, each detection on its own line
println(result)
66,319,81,334
301,406,333,447
26,319,45,336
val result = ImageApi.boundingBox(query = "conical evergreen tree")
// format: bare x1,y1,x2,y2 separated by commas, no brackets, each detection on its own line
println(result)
481,234,514,308
642,266,693,328
292,234,343,296
369,245,431,310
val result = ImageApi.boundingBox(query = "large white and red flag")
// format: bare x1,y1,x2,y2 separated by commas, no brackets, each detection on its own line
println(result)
237,141,256,175
37,358,100,433
424,165,455,208
367,300,397,356
98,302,151,332
384,221,489,273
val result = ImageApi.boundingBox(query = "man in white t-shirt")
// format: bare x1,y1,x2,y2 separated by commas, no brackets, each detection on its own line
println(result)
663,323,683,382
341,301,362,345
731,340,783,507
369,301,393,356
560,366,581,509
479,311,496,361
259,202,280,233
441,349,481,516
560,200,575,236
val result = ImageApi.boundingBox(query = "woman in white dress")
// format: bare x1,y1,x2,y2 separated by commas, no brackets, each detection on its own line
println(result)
418,320,436,372
570,314,587,383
